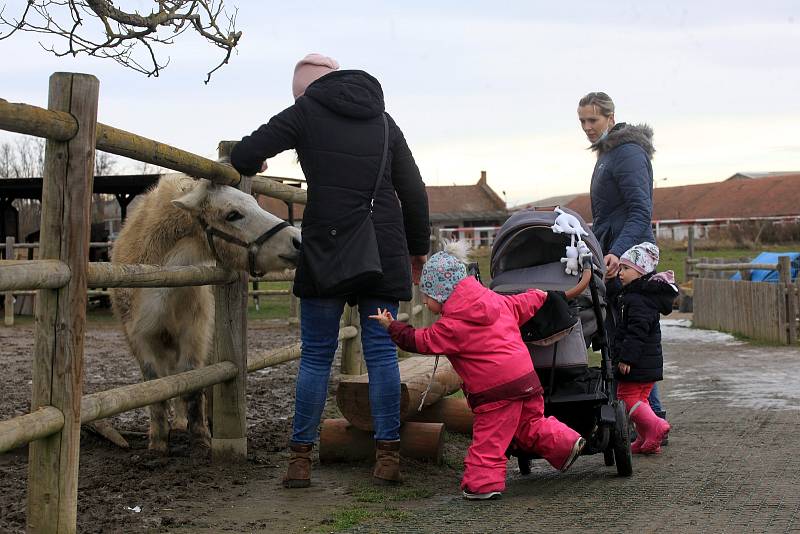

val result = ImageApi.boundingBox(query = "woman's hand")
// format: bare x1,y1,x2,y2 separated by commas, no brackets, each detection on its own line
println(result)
604,253,620,279
618,362,631,375
368,308,395,329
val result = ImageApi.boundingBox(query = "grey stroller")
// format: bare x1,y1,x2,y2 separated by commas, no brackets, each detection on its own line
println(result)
489,206,633,476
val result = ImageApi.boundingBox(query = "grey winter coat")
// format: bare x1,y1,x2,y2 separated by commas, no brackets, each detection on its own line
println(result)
589,123,656,258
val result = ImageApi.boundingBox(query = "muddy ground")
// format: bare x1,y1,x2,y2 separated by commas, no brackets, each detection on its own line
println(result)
0,318,465,534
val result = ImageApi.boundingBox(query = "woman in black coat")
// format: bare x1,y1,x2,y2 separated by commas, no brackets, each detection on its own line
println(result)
231,54,430,487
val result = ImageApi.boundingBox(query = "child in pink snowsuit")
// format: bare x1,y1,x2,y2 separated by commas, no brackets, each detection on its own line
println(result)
614,242,678,455
370,242,585,500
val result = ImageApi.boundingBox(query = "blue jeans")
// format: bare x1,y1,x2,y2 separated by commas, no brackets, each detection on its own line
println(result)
649,382,665,416
291,297,400,444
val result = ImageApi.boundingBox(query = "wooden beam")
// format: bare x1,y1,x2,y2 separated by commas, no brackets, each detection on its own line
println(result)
0,98,308,202
0,407,64,454
27,72,99,534
0,98,77,141
87,262,236,288
80,362,237,423
337,356,463,432
319,419,444,464
0,260,71,290
4,237,13,325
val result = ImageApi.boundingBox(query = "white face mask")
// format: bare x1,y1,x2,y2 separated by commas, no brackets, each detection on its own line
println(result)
595,125,611,144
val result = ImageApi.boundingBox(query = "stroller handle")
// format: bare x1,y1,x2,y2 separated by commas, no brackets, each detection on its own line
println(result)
564,268,592,300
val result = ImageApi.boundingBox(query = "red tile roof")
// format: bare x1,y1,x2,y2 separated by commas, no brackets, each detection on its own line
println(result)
257,171,507,221
565,172,800,223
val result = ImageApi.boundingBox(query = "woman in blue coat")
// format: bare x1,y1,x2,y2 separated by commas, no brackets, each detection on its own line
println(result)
576,92,668,427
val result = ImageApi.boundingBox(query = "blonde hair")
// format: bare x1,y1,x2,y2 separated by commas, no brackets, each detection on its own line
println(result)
578,92,615,118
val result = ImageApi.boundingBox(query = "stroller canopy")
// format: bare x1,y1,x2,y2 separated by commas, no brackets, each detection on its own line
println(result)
491,207,605,281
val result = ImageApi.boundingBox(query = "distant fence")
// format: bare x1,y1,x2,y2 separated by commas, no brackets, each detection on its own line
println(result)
692,256,797,344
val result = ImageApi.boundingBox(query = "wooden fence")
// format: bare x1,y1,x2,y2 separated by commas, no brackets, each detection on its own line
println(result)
692,255,797,344
1,235,299,325
0,72,428,533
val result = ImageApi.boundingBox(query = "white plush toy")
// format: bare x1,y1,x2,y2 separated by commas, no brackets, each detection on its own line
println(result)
552,207,589,276
551,207,588,238
561,243,580,275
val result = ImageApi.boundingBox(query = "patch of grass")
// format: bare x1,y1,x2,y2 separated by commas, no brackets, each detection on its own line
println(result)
320,507,373,532
382,506,411,522
350,482,434,503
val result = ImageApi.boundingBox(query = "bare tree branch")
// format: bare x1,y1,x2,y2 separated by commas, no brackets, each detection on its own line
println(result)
0,0,241,82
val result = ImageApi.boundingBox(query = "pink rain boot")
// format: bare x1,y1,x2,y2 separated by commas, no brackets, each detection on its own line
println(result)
629,402,670,455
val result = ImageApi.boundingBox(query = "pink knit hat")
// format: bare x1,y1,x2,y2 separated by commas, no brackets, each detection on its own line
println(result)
292,53,339,99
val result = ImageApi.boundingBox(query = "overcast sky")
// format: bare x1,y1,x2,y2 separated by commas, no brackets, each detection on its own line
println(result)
2,1,798,205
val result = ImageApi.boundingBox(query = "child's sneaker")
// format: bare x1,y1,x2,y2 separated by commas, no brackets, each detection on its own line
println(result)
560,437,586,472
462,489,502,501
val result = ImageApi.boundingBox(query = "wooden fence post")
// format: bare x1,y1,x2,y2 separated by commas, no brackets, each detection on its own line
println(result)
4,236,13,326
340,304,365,375
779,255,797,344
210,150,249,462
27,72,98,534
288,284,299,325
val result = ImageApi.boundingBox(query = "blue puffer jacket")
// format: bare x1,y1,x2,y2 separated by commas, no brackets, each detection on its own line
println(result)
589,123,656,258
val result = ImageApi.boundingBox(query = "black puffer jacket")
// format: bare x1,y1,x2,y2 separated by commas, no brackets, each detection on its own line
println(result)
230,70,430,301
611,273,678,382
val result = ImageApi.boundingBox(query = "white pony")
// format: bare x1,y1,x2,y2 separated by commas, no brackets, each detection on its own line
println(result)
111,174,300,453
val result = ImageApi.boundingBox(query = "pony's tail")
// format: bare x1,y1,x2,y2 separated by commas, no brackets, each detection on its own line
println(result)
441,239,471,264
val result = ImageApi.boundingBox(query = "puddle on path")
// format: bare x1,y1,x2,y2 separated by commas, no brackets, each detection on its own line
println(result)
662,320,800,411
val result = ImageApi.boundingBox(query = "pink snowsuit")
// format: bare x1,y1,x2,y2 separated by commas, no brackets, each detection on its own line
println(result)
388,276,581,494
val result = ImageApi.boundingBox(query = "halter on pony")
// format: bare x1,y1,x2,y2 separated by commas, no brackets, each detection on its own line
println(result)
198,217,291,278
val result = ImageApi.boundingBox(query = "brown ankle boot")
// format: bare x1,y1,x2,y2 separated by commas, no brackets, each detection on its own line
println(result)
283,442,312,488
373,440,401,484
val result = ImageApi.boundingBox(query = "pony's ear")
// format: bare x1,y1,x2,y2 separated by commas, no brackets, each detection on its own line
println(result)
172,179,210,213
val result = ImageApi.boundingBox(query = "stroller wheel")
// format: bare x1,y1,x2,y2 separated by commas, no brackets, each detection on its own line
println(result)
518,456,531,476
603,448,615,467
612,400,633,477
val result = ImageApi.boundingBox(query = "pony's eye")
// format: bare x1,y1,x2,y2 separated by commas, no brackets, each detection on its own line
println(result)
225,210,244,222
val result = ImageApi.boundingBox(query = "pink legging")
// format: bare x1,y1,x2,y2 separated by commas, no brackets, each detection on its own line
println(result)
461,394,581,494
616,381,655,413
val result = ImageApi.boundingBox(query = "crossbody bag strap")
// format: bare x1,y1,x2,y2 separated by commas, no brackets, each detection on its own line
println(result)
369,113,390,213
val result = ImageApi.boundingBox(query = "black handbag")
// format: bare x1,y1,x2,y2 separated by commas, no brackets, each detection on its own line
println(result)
302,114,389,295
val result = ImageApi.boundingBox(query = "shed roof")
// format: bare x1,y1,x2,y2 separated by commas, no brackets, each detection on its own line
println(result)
565,172,800,223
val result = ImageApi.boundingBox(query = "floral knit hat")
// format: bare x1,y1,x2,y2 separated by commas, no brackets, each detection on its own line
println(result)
619,242,660,275
420,241,470,303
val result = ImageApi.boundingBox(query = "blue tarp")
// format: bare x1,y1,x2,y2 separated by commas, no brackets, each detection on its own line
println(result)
729,252,800,282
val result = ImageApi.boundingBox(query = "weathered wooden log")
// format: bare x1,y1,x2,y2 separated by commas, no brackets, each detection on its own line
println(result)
319,419,444,464
0,260,71,290
250,270,295,283
0,407,64,454
337,356,462,432
80,362,237,424
0,98,309,201
87,262,237,288
408,397,473,435
27,73,98,533
0,98,77,141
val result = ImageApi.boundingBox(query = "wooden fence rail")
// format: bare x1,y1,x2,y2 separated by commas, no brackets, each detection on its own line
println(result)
0,97,307,203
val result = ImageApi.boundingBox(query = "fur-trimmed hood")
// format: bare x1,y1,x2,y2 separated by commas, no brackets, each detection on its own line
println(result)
592,122,655,159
